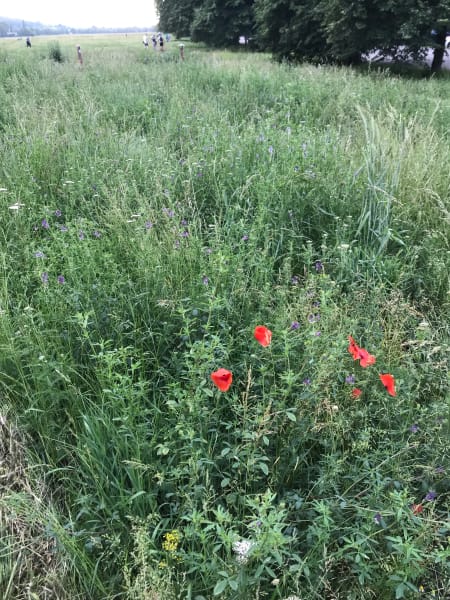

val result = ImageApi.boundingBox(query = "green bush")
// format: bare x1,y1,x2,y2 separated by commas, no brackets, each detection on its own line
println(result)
48,41,64,63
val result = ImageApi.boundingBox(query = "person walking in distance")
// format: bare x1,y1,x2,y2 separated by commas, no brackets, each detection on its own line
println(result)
76,45,83,65
26,36,31,48
158,32,164,52
143,34,149,48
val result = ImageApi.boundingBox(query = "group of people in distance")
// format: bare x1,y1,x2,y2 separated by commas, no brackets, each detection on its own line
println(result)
143,32,169,51
24,31,183,65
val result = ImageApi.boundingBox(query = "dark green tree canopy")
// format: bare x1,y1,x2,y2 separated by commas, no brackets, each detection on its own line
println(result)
156,0,201,38
191,0,255,46
156,0,450,70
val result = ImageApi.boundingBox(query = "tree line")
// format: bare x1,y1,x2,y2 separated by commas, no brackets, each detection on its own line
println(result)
0,16,156,38
155,0,450,71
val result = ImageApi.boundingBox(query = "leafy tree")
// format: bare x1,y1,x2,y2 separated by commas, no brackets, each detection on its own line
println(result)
254,0,329,62
254,0,450,71
156,0,255,45
156,0,201,38
319,0,450,70
191,0,255,46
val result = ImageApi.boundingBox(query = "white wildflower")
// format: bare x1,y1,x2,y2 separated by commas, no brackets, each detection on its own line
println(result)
232,539,255,565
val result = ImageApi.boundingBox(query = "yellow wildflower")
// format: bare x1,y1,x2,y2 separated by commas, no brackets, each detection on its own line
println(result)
162,529,180,554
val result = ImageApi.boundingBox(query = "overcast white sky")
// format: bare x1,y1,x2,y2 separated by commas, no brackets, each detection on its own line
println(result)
1,0,158,28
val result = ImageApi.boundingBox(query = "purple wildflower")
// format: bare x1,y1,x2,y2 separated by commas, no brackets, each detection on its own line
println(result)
181,230,189,238
41,272,49,285
145,221,153,230
204,247,212,254
54,209,62,217
93,230,101,238
78,230,85,240
290,321,300,330
59,225,68,232
294,166,299,172
291,276,299,285
268,145,274,155
202,276,209,286
314,261,323,272
303,378,311,385
345,375,355,384
57,275,65,284
242,235,249,242
34,251,45,258
410,424,419,433
425,491,437,502
435,466,445,474
180,219,188,226
315,331,321,336
41,218,49,229
374,512,382,525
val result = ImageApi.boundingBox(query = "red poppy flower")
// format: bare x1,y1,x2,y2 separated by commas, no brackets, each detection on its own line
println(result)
348,336,360,360
379,373,396,396
358,348,376,368
351,388,362,398
348,336,376,368
211,368,233,392
254,325,272,347
412,503,423,515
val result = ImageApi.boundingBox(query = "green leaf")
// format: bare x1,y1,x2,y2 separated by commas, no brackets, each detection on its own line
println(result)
213,580,228,596
129,490,146,502
259,462,269,475
286,411,297,422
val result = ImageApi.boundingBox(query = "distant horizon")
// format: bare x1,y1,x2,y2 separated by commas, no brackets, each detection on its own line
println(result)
1,0,158,29
1,15,159,30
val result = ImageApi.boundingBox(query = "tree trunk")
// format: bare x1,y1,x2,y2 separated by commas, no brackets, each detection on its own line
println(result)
431,28,447,73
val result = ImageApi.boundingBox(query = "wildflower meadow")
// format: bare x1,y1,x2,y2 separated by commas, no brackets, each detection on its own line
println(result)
0,35,449,599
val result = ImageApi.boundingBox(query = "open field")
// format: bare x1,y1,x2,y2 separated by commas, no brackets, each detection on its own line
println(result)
0,34,449,599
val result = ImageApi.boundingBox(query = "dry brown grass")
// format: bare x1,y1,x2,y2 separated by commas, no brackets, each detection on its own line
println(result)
0,409,69,600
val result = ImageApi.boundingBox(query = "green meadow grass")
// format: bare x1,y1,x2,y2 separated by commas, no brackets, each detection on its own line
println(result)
0,34,449,599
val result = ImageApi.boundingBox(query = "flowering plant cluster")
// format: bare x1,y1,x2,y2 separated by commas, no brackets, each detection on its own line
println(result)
210,327,397,400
